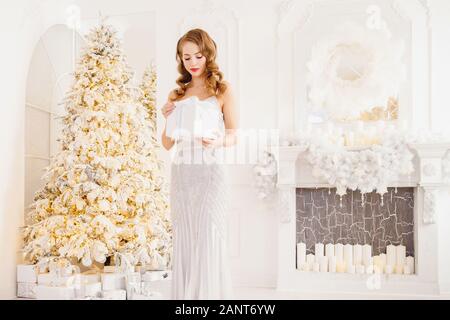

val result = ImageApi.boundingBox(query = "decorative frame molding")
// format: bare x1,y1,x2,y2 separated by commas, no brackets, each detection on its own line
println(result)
178,0,240,114
422,186,437,224
276,0,432,133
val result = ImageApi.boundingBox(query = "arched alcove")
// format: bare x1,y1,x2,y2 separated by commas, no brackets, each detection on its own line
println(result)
24,24,84,224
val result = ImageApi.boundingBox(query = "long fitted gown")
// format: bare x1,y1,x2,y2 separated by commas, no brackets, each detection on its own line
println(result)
170,95,233,300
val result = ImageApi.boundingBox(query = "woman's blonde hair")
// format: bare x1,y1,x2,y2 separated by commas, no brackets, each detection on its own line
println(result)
170,28,227,101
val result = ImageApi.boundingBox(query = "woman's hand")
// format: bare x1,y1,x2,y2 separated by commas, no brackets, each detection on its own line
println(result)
201,136,224,148
161,101,176,119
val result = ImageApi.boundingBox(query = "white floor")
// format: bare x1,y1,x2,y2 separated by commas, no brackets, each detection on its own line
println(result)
15,286,450,300
232,286,450,300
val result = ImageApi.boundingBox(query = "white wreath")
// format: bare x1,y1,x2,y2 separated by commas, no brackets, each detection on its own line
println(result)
306,22,406,119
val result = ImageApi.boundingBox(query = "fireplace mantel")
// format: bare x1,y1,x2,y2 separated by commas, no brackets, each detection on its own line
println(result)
275,143,450,295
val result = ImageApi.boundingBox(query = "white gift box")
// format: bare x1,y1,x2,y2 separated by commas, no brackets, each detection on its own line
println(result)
103,266,117,273
36,285,76,300
17,282,37,299
80,282,102,298
103,265,135,273
141,279,172,300
38,273,80,287
53,266,76,277
166,98,223,140
101,273,126,291
130,292,163,300
101,289,127,300
135,265,166,274
81,273,101,284
125,272,142,299
126,272,141,283
142,270,171,282
17,264,38,283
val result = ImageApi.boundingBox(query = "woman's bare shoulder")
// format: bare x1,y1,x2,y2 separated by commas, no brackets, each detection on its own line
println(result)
222,81,235,101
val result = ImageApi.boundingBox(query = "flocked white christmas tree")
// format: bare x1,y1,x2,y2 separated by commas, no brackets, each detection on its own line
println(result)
22,23,172,270
139,64,158,133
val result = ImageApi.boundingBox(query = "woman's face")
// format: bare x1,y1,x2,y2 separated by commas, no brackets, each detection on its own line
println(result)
181,41,207,78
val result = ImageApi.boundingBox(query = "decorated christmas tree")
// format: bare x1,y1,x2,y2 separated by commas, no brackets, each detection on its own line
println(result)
22,23,172,270
139,64,158,132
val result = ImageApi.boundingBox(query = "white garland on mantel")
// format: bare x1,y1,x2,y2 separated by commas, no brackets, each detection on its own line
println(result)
260,132,449,202
299,134,414,198
253,151,278,200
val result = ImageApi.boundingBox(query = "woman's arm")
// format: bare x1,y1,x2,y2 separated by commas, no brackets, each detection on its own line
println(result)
221,81,239,147
161,92,177,150
161,125,175,150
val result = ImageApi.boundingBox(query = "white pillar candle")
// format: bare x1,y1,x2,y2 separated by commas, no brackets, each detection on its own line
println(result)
385,265,393,274
379,254,387,273
356,121,364,132
327,122,334,136
400,120,408,132
347,265,356,274
374,265,382,274
313,262,320,272
319,257,328,273
296,243,306,269
366,265,374,274
362,244,372,267
315,243,324,263
396,245,406,267
373,256,382,268
346,131,355,146
329,256,337,273
376,120,386,133
403,264,411,275
356,265,365,274
335,243,344,263
406,256,415,274
386,245,396,267
394,264,404,274
306,254,315,269
325,243,335,258
344,244,353,269
336,261,346,273
353,244,363,266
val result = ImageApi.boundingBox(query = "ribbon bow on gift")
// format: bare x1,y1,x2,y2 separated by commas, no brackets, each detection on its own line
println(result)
47,261,81,287
114,252,134,274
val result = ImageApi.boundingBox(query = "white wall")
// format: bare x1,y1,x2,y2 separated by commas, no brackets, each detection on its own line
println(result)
1,0,449,299
0,0,34,300
429,0,450,293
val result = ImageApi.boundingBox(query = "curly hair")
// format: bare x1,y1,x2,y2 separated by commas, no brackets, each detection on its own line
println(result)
170,28,227,101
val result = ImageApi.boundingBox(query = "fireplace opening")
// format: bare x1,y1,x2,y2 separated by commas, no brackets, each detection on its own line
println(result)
295,187,415,274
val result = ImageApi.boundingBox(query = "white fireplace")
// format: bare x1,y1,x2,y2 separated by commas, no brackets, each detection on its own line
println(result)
276,143,450,295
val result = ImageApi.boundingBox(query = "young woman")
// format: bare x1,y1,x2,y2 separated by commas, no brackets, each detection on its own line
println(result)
161,28,238,300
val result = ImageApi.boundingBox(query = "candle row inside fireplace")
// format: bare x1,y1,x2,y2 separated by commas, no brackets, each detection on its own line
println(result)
296,243,415,275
